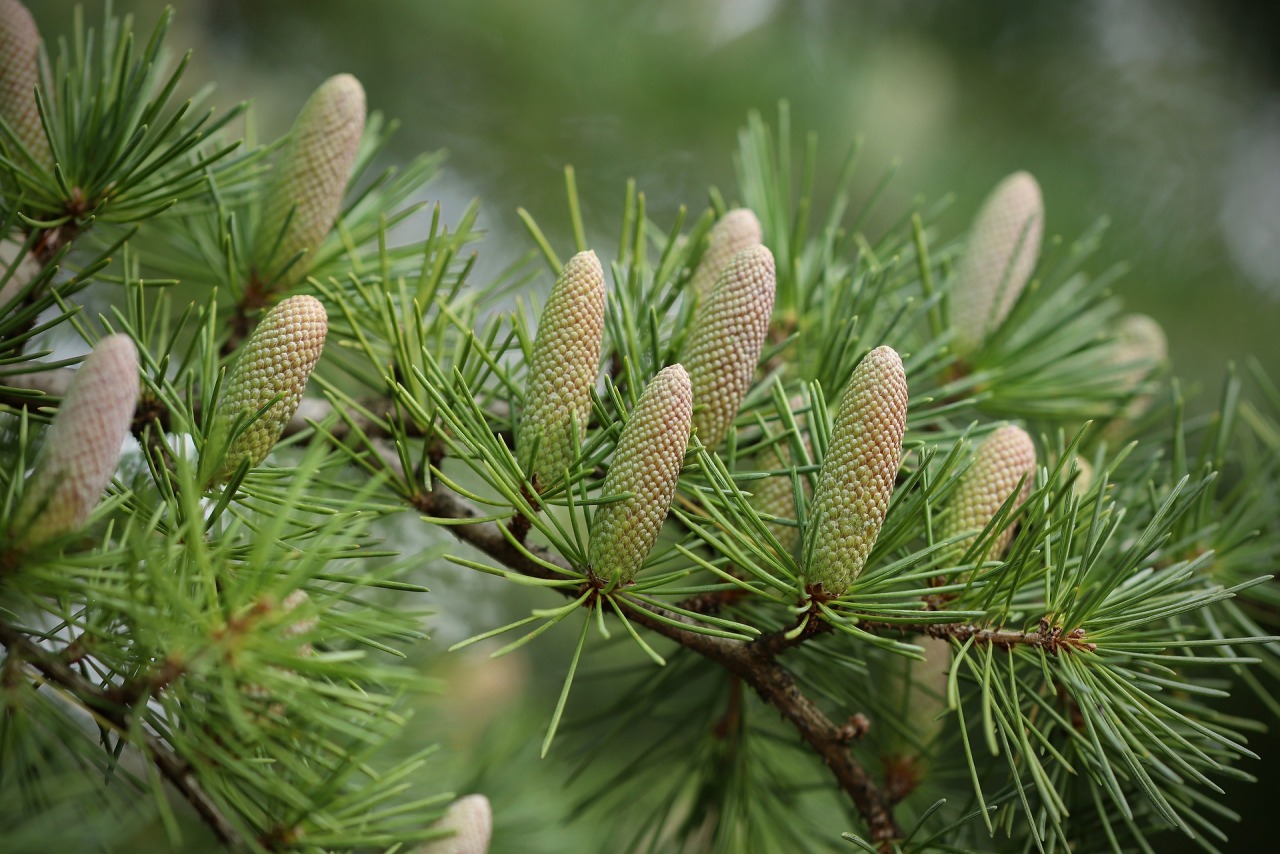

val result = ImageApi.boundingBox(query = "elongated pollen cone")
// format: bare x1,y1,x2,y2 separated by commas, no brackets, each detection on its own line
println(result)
0,0,50,166
254,74,366,287
803,345,908,596
942,424,1036,567
13,334,139,547
951,171,1043,357
588,364,692,584
415,794,493,854
683,244,776,448
1110,313,1167,421
211,295,327,481
516,250,605,491
690,208,763,297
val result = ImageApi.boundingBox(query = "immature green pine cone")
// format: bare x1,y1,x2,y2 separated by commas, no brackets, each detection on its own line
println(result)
0,0,50,166
516,250,605,491
588,364,692,585
11,335,139,548
682,244,776,448
942,424,1037,566
415,794,493,854
690,208,763,297
253,74,366,287
803,345,908,596
950,171,1043,357
211,295,327,481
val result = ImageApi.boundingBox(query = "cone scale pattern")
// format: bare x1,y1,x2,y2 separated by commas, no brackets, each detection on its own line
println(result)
942,425,1037,566
516,251,605,491
254,74,365,286
951,171,1043,357
588,365,692,585
803,346,908,596
212,295,327,481
12,335,139,547
690,208,763,297
0,0,49,165
415,794,493,854
682,244,776,449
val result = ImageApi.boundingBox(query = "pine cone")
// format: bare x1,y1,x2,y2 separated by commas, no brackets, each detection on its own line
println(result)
690,208,763,297
941,424,1037,567
588,364,692,585
516,250,605,491
210,295,327,482
415,794,493,854
683,244,776,449
1110,313,1167,421
803,345,908,596
0,0,50,166
950,172,1043,357
253,74,366,287
12,334,139,547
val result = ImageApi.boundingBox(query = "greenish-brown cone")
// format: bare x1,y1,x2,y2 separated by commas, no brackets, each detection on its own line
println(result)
689,208,763,297
683,244,776,449
0,0,50,166
209,295,327,482
803,345,908,596
414,794,493,854
941,425,1036,568
11,335,139,548
253,74,366,287
950,171,1043,358
588,364,692,585
515,250,605,491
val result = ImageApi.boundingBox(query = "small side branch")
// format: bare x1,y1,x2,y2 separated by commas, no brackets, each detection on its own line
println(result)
0,624,247,850
411,482,902,844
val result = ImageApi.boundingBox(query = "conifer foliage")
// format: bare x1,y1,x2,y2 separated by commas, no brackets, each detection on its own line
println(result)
2,5,1279,854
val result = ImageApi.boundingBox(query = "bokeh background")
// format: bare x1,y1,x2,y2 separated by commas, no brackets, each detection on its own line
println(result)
26,1,1280,851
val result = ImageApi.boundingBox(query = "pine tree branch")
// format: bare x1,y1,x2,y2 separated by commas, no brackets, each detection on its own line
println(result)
0,623,248,850
856,618,1097,655
400,467,902,844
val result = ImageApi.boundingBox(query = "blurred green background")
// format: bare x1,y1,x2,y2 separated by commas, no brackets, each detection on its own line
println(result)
26,1,1280,851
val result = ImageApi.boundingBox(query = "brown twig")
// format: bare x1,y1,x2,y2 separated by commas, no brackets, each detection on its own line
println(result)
408,478,902,844
856,617,1096,655
0,624,247,849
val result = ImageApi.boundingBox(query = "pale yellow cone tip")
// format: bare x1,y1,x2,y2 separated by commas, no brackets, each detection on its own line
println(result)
13,334,140,547
415,794,493,854
951,171,1044,357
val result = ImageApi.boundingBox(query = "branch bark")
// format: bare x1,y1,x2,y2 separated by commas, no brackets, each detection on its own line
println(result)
412,482,902,844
